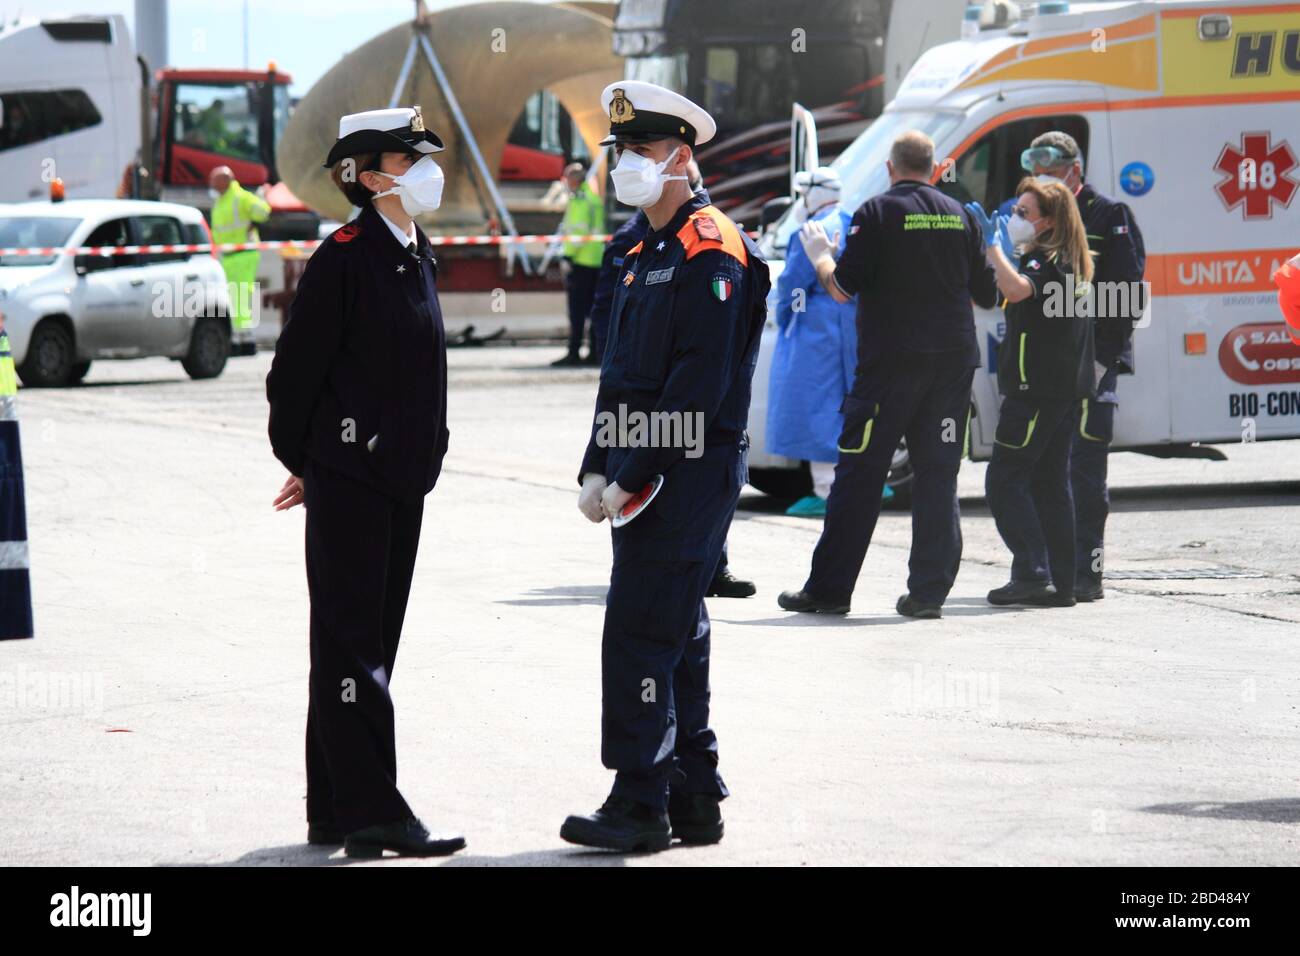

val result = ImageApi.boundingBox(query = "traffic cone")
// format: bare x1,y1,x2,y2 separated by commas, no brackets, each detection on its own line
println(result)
0,325,33,639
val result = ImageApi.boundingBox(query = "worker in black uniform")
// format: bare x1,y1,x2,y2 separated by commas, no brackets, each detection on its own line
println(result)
778,130,997,619
1022,131,1146,602
266,106,464,859
972,177,1096,607
561,81,769,851
588,160,756,600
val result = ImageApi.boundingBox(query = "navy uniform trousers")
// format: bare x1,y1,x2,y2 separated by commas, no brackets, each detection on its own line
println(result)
985,395,1078,594
302,457,422,833
602,445,742,812
805,352,974,607
1071,367,1119,589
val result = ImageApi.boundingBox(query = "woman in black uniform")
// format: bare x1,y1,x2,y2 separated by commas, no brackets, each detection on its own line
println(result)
266,107,463,857
982,178,1096,609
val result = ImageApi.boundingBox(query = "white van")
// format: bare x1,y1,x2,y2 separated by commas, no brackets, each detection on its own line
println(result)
748,0,1300,500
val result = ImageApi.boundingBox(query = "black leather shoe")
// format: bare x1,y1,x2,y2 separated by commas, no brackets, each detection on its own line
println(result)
987,580,1055,606
1075,580,1104,602
343,817,466,858
896,594,942,619
777,589,849,614
668,791,724,845
707,568,756,598
560,796,671,852
1033,589,1076,607
550,353,582,368
307,823,344,845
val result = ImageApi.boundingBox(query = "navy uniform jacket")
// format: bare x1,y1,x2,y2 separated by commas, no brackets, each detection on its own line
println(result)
267,203,449,501
1077,183,1146,376
579,193,769,556
589,189,711,336
834,181,998,377
589,211,647,337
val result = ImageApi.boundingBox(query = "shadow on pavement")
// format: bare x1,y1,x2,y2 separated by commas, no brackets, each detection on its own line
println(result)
497,584,607,607
181,842,718,866
1139,798,1300,824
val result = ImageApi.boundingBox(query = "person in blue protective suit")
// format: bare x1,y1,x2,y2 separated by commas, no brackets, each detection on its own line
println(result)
768,166,895,518
561,81,769,852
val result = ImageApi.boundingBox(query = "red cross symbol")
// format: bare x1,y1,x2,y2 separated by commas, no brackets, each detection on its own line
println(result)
1213,132,1298,220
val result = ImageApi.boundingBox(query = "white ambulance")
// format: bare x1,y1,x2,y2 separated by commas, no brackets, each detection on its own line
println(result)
748,0,1300,501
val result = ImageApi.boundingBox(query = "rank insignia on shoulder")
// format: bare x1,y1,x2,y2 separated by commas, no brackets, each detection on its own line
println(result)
623,270,636,286
333,223,360,243
710,275,733,301
693,216,722,242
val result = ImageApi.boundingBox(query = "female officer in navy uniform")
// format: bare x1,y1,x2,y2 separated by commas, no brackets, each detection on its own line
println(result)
266,107,464,858
561,82,769,852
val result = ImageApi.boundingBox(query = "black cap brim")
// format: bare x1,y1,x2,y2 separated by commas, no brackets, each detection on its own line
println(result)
324,127,444,168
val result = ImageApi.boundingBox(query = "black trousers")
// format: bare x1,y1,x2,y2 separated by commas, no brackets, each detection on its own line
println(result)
804,355,973,607
1072,381,1118,589
985,395,1077,596
302,458,424,833
564,263,600,358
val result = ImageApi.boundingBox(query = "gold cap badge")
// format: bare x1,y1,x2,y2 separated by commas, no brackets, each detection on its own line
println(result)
609,88,636,125
410,105,425,133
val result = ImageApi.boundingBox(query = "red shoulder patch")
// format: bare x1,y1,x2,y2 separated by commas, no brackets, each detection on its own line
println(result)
693,216,722,242
333,223,360,244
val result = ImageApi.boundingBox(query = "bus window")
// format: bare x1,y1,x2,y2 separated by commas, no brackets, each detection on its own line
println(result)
0,90,101,151
626,52,689,94
937,115,1090,210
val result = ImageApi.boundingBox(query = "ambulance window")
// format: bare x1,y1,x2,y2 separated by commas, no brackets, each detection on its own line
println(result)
937,115,1090,210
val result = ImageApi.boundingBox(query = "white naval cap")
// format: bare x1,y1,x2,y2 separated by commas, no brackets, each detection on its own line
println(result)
323,106,444,168
599,80,716,149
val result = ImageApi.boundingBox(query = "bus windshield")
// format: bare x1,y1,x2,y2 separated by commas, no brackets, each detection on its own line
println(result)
0,216,81,266
766,109,963,259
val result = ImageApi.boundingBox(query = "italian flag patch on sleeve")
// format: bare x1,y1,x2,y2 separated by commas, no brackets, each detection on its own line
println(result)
711,275,732,301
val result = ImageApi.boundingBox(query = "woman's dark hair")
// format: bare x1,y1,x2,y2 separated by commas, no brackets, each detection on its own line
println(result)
330,151,380,208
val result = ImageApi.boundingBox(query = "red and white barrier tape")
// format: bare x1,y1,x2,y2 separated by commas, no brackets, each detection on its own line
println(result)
0,233,617,257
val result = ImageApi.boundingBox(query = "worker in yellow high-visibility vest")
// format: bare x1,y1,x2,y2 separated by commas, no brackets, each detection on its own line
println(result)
0,313,33,640
552,162,606,367
209,165,271,346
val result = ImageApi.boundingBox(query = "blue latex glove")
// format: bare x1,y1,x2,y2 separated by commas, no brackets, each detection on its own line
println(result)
964,201,997,247
994,214,1017,262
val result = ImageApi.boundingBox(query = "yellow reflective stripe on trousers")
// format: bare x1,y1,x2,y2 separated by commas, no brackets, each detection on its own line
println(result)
838,418,874,454
1018,332,1028,385
994,409,1040,449
1079,398,1105,441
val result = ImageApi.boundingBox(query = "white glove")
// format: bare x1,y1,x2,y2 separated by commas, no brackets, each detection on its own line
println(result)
798,220,838,265
578,472,607,523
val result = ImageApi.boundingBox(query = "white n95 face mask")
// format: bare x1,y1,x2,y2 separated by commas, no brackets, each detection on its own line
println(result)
1006,213,1038,246
610,147,688,207
372,155,445,215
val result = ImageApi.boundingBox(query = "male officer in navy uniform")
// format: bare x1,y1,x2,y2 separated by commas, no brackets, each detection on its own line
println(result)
267,107,463,857
561,81,769,851
589,160,757,600
1022,131,1145,603
778,130,998,619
